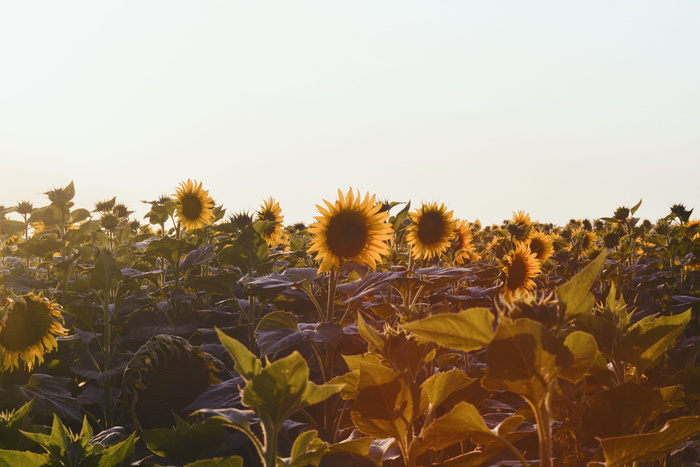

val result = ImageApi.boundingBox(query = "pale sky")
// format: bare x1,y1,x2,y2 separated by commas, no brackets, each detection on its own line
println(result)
1,1,698,227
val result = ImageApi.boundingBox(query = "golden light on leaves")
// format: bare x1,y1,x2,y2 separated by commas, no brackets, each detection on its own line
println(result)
407,202,455,260
308,189,393,272
173,179,215,231
0,293,68,371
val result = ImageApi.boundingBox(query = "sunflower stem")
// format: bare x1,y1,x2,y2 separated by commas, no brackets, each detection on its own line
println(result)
326,269,338,323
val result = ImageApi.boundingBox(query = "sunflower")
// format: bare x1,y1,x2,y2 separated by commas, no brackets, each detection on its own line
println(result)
511,210,531,227
256,197,285,246
452,219,475,265
502,243,542,299
0,293,68,371
406,202,455,260
173,179,215,231
308,189,393,272
527,231,554,263
581,231,597,251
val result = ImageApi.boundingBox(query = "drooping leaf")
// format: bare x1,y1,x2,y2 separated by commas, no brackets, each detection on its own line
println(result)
143,417,224,463
180,244,216,271
599,416,700,467
6,374,82,421
556,251,607,322
254,311,306,356
350,377,413,441
400,307,494,352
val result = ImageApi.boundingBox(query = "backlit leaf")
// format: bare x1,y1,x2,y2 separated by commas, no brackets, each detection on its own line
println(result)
215,328,261,380
400,307,494,352
556,251,607,322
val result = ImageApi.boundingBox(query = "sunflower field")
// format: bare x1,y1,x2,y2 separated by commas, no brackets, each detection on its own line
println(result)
0,181,698,467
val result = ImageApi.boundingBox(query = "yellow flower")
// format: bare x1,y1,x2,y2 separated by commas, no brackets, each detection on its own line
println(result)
511,210,531,227
452,219,475,265
407,202,455,260
256,197,285,247
502,243,541,299
173,179,215,231
308,189,393,272
0,293,68,371
527,231,554,263
581,231,597,251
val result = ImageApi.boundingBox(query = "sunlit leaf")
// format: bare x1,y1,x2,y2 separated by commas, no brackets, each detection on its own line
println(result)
559,331,598,383
599,416,700,467
215,327,261,380
400,307,494,352
556,251,607,322
0,450,46,467
420,369,476,414
286,430,328,467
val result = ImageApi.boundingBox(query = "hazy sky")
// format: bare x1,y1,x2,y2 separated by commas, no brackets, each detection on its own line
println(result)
1,1,698,227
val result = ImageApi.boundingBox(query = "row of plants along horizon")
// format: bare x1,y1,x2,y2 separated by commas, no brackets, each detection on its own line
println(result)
0,180,698,466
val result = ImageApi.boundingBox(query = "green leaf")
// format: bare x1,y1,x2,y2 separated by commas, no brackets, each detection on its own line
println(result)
400,307,494,352
618,309,691,375
559,331,598,383
350,378,413,441
215,327,261,380
327,437,372,457
143,416,223,463
630,198,642,216
0,450,46,467
194,408,256,434
410,401,493,458
599,416,700,467
96,433,136,467
254,311,305,356
420,369,476,414
357,313,385,352
90,248,122,292
71,208,91,223
481,318,573,405
0,220,26,237
286,430,328,467
7,374,82,422
556,251,607,322
184,456,244,467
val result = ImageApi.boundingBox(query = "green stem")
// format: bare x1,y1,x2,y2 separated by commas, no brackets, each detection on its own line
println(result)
326,269,338,323
263,420,279,467
531,388,553,467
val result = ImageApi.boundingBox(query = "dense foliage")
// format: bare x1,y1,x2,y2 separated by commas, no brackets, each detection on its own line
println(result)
0,183,698,466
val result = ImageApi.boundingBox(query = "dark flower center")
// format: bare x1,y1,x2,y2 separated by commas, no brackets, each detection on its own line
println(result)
506,257,528,290
0,299,53,351
530,239,544,258
181,193,204,220
326,211,369,258
417,211,446,245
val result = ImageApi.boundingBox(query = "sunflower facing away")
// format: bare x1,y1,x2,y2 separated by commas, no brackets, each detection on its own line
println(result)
308,189,393,272
452,219,476,265
173,179,215,231
502,243,542,299
407,202,456,260
0,293,68,371
527,230,554,263
256,197,285,246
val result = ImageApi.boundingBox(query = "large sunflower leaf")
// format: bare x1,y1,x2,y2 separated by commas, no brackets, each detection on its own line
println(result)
254,311,306,356
184,457,244,467
481,318,573,406
617,309,690,375
419,369,476,414
556,250,607,322
0,450,46,467
350,378,414,441
559,331,598,383
5,374,82,422
400,307,494,352
599,416,700,467
409,401,494,458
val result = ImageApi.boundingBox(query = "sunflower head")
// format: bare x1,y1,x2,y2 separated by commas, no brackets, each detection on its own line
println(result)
499,291,561,328
614,206,630,222
502,243,542,299
670,204,693,224
308,189,393,272
256,198,285,246
229,210,253,232
122,335,225,431
173,179,215,231
507,211,532,241
0,293,68,372
527,231,554,263
452,219,475,266
406,202,455,261
15,201,34,216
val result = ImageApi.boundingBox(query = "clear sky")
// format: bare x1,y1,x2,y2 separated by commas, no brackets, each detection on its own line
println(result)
1,1,698,227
